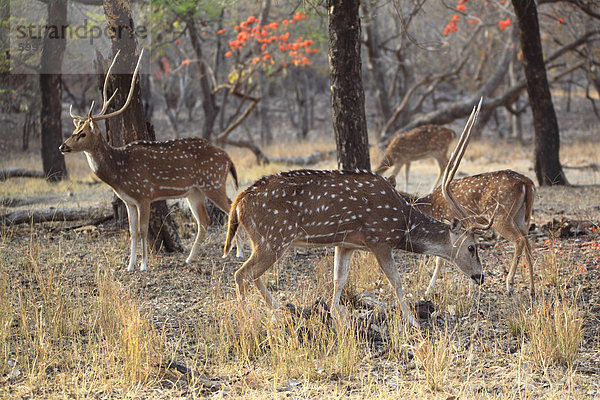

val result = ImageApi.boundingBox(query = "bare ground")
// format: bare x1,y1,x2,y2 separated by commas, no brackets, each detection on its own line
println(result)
1,97,600,397
1,175,600,398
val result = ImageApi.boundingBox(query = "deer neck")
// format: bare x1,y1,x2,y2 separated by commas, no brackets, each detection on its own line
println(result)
412,193,434,215
83,139,123,187
396,212,453,259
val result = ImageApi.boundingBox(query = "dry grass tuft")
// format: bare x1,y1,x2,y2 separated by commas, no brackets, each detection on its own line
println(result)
0,228,167,396
194,294,363,385
509,294,583,370
412,327,456,392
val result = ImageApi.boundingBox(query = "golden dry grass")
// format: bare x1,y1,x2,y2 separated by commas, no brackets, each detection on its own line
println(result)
1,137,600,399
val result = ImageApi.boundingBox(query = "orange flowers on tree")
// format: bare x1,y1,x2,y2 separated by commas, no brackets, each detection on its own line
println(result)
444,14,460,36
444,1,514,36
219,12,318,73
498,18,511,30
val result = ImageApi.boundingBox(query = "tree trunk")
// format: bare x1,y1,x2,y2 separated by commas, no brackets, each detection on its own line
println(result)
40,0,68,183
328,0,370,171
512,0,567,186
23,105,38,151
101,0,183,253
294,68,310,140
140,71,154,122
258,0,272,145
507,58,523,140
361,0,392,123
187,18,219,140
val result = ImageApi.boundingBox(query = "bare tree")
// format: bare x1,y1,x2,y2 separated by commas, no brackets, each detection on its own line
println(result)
328,0,370,170
362,0,392,123
512,0,568,185
40,0,68,182
186,17,219,140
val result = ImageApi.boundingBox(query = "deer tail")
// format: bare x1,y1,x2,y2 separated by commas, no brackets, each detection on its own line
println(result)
223,197,241,257
228,160,239,190
524,181,535,223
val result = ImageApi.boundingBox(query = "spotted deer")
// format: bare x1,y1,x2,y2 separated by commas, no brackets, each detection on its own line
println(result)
404,169,536,296
223,102,487,326
59,49,243,271
375,125,456,192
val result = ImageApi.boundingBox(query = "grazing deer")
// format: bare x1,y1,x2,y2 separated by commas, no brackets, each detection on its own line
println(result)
404,169,536,296
59,49,243,271
375,125,456,192
223,102,487,326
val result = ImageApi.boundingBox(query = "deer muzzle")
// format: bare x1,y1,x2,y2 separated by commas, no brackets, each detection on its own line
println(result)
58,143,71,153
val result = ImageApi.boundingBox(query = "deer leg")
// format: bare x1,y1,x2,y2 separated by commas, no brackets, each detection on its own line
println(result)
185,190,209,264
425,256,445,297
432,155,448,190
207,188,244,258
137,201,151,271
372,246,418,327
523,237,535,297
505,238,525,295
331,247,354,315
124,202,139,271
234,247,280,309
403,162,411,192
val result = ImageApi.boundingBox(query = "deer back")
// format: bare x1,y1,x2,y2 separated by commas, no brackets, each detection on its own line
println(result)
233,169,458,253
112,137,235,200
385,125,456,161
423,169,534,229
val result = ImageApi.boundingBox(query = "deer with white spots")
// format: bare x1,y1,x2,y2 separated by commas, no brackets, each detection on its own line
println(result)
223,104,486,327
59,50,243,271
375,125,456,192
404,168,536,297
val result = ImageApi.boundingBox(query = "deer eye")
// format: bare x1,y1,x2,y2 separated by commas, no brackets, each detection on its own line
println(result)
468,245,475,253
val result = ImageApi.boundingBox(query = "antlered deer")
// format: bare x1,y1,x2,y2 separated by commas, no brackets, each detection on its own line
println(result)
223,102,487,326
375,125,456,192
59,50,243,271
405,169,536,296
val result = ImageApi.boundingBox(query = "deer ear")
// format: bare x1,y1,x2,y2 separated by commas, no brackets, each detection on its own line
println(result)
450,218,462,233
385,175,396,187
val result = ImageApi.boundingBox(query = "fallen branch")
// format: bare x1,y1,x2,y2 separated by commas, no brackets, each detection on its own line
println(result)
217,137,270,165
1,206,112,225
562,163,600,171
0,168,46,182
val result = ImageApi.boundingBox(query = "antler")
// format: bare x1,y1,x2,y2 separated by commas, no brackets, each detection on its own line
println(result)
92,48,144,121
69,49,144,121
472,202,500,231
441,98,495,230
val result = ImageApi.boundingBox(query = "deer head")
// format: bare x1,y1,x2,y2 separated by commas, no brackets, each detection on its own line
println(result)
59,49,144,154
